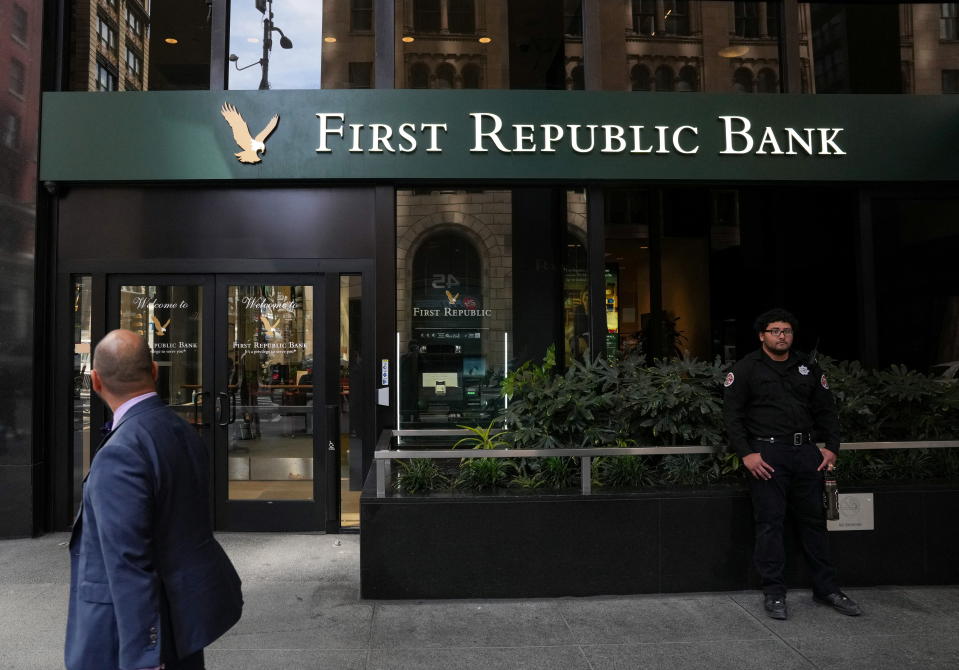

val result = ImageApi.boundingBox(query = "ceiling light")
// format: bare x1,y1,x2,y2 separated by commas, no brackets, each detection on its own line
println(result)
324,36,337,43
719,45,749,58
478,36,492,44
402,35,415,43
164,37,178,44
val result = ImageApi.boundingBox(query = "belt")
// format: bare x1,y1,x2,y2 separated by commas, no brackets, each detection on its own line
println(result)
751,432,812,446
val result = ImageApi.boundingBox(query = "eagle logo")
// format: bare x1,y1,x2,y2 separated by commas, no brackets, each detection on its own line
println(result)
445,290,460,305
220,103,279,164
150,315,171,336
260,315,282,339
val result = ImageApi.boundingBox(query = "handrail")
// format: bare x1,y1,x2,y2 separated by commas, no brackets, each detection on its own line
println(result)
373,430,959,498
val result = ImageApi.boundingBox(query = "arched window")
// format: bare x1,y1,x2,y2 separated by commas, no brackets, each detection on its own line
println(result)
733,67,754,93
757,68,778,93
461,63,482,89
631,64,652,91
654,65,674,92
677,65,698,92
570,64,584,90
435,63,456,89
410,62,430,89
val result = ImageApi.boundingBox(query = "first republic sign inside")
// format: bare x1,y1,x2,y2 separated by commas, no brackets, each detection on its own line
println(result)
39,90,959,183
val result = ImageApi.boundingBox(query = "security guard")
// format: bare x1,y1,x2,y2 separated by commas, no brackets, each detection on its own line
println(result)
724,308,862,620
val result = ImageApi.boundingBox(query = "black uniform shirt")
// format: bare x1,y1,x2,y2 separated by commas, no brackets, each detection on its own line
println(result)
723,349,841,459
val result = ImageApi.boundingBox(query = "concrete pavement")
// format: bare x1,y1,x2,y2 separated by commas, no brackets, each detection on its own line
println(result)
2,532,958,669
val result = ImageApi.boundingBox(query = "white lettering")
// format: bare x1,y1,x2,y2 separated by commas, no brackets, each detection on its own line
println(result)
421,123,447,152
569,124,598,153
631,125,654,154
369,123,395,153
818,128,846,155
719,115,753,154
542,124,564,152
470,113,510,153
315,112,345,152
514,124,537,152
601,125,626,153
672,126,699,154
756,126,785,155
655,126,670,154
397,123,417,153
785,128,815,155
348,124,363,153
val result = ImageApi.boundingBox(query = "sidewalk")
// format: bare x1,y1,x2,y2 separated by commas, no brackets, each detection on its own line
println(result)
2,533,957,669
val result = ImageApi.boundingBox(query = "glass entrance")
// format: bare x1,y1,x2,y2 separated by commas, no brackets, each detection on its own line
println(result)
108,274,344,532
224,283,315,503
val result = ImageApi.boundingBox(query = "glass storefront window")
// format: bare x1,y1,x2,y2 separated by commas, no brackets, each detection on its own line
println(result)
798,3,959,94
396,187,585,429
228,1,375,89
68,0,211,91
617,1,783,93
395,0,584,89
340,275,362,527
72,277,92,513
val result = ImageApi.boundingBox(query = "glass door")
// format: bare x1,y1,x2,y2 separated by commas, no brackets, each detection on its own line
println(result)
214,276,328,531
108,274,337,532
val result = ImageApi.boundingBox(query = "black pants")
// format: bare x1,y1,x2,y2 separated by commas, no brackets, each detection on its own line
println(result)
748,440,839,597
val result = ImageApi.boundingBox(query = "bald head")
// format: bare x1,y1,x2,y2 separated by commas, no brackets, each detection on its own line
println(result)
92,329,156,398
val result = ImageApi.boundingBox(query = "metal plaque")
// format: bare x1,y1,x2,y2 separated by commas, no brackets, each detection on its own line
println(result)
827,493,874,532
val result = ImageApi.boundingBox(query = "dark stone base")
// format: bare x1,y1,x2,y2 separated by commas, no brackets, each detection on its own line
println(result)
360,479,959,599
0,464,39,538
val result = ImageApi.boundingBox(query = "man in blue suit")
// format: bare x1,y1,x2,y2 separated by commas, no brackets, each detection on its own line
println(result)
66,329,243,670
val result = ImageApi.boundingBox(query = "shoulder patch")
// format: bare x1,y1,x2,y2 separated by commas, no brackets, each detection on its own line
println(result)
820,374,829,389
724,372,735,388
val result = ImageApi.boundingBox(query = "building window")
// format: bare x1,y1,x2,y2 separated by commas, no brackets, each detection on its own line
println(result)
435,62,455,88
677,65,698,92
757,67,778,92
12,3,28,43
126,6,145,39
9,59,25,96
97,17,118,53
564,0,582,37
126,48,143,78
105,0,118,8
351,0,373,32
632,0,656,35
631,64,652,90
655,65,674,91
663,1,690,37
348,62,373,88
570,64,584,90
448,0,475,34
414,0,441,33
942,3,959,40
462,63,481,88
766,1,780,38
943,69,959,93
410,62,430,88
734,2,760,38
733,67,754,92
1,113,20,149
96,62,118,91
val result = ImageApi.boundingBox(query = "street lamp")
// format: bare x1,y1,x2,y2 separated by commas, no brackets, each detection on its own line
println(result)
231,0,293,90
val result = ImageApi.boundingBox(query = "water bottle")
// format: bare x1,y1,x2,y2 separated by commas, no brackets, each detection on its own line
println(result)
823,468,840,521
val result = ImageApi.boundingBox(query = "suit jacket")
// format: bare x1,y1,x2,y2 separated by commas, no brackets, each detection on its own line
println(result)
66,395,243,670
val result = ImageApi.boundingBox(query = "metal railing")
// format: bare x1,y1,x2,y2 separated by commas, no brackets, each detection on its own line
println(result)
374,429,959,498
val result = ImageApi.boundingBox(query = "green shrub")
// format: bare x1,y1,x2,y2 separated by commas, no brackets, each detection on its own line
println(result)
396,459,448,494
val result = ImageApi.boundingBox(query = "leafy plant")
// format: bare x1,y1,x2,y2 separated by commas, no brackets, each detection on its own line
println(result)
534,457,579,489
395,459,448,494
454,457,516,491
454,421,509,450
595,454,655,489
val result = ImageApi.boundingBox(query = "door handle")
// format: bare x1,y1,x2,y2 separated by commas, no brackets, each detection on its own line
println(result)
216,392,230,427
192,390,210,428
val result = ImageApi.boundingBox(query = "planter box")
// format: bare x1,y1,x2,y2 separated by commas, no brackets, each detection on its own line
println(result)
360,478,959,599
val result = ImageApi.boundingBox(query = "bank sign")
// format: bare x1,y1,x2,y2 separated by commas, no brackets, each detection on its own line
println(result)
40,90,959,182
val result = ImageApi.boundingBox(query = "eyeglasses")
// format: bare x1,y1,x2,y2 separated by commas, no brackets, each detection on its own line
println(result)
764,328,793,337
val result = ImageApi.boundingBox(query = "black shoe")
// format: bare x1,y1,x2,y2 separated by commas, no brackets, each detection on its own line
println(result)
764,594,787,620
814,591,862,616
